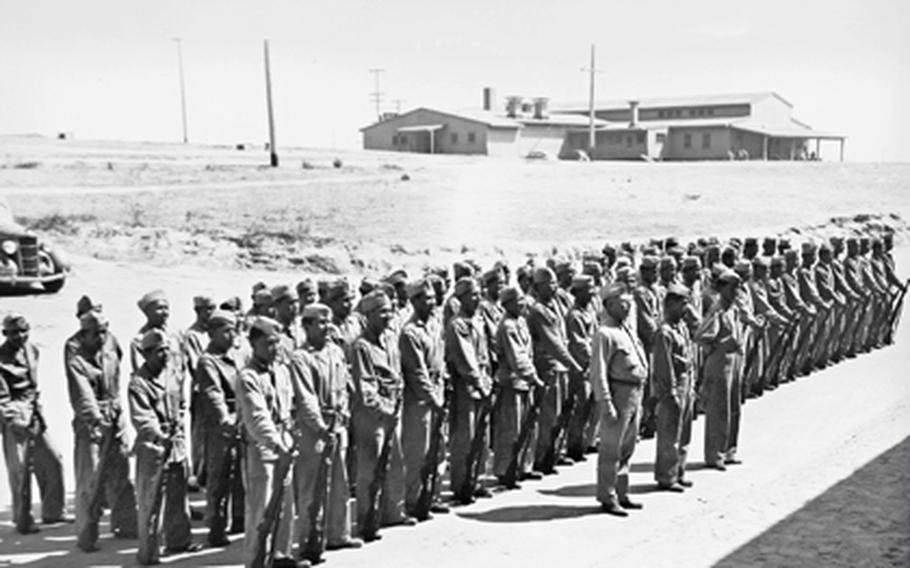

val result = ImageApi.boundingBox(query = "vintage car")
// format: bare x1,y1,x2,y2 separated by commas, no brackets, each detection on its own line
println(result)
0,200,70,293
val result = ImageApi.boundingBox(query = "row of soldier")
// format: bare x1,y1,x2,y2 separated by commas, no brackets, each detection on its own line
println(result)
0,232,904,567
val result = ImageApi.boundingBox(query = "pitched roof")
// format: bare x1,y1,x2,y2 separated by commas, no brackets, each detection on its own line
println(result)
552,91,792,113
360,107,606,131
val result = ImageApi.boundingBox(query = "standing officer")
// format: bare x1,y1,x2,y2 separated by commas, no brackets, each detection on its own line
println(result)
591,285,649,517
292,304,363,559
652,284,696,492
129,329,198,565
445,277,494,503
696,270,744,470
0,314,67,533
67,310,138,550
196,310,245,547
351,291,415,539
399,279,449,518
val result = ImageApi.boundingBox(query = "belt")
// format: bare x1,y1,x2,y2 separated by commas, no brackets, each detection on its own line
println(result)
608,376,644,387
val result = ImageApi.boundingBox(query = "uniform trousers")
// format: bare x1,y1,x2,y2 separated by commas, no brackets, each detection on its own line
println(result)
596,382,642,505
492,386,536,477
449,387,490,499
204,430,244,541
243,447,294,568
353,410,407,532
294,427,352,550
1,422,65,526
402,399,446,513
654,392,693,486
135,447,191,565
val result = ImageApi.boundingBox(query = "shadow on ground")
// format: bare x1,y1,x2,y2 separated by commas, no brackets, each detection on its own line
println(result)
714,435,910,567
458,504,603,523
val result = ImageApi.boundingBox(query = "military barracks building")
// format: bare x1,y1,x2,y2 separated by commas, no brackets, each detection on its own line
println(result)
361,89,845,161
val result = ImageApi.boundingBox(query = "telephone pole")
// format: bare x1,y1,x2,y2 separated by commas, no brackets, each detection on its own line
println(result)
391,98,406,114
263,40,278,167
580,44,602,156
172,37,188,144
368,68,385,120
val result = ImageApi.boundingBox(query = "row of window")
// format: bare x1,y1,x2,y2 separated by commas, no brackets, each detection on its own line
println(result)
603,132,647,146
392,132,478,146
656,107,716,119
682,133,712,149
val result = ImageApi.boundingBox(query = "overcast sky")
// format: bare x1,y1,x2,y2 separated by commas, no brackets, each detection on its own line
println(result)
2,0,908,161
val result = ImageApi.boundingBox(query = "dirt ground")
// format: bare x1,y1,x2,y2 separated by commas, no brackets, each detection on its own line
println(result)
0,136,909,566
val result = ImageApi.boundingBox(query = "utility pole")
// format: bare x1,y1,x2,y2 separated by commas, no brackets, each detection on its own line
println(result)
391,98,406,114
580,44,602,156
172,37,188,144
368,68,385,120
263,40,278,167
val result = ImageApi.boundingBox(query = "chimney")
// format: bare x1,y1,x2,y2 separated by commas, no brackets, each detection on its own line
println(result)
629,100,640,128
483,87,495,111
506,95,522,118
533,97,550,120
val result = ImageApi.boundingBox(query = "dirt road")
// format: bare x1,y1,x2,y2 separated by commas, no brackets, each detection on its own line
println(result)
0,250,908,567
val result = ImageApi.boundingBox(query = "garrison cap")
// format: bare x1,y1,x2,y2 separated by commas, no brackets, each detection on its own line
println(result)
554,261,575,276
600,283,632,302
499,286,522,305
2,313,29,332
665,237,680,249
532,267,557,284
642,246,659,257
640,255,659,270
846,237,859,247
716,268,742,285
76,295,100,318
664,283,690,300
453,261,474,280
482,268,504,285
220,296,242,312
752,256,770,268
763,236,777,247
770,255,785,268
801,242,817,255
733,260,752,276
784,249,799,261
602,243,616,255
829,236,845,247
729,237,743,249
659,256,677,270
207,309,237,330
296,279,317,297
385,270,408,286
251,281,268,295
139,328,168,352
249,316,282,338
582,261,603,277
681,256,702,270
696,237,709,247
359,277,379,295
570,275,594,291
818,242,832,254
859,236,870,246
704,244,721,256
79,310,108,332
406,278,434,299
252,289,273,307
778,238,791,250
453,277,479,298
615,266,636,283
614,256,632,270
326,280,355,301
301,303,332,321
360,290,392,313
193,296,216,309
271,284,298,304
744,237,758,246
137,289,167,312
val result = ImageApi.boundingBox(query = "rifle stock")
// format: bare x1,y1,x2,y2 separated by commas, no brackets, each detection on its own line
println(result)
252,440,295,568
145,437,175,557
539,386,575,473
361,397,402,542
303,417,337,563
414,405,446,521
502,382,547,488
15,399,46,534
458,393,493,501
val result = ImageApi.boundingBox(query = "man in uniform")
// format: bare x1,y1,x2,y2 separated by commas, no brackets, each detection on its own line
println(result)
527,267,583,474
828,237,863,359
237,317,303,568
351,291,415,539
798,243,833,372
651,284,696,492
129,329,198,565
185,295,216,491
749,256,788,394
781,250,816,378
591,285,650,516
67,311,138,550
445,277,495,503
291,304,363,560
815,244,849,365
326,280,363,361
196,310,245,547
130,290,183,374
273,285,305,358
565,275,598,461
635,256,661,439
696,270,744,470
479,268,506,377
0,314,67,533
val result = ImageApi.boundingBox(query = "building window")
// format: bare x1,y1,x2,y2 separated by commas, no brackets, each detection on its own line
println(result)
658,110,665,119
450,133,458,144
702,133,711,149
656,132,666,143
468,132,476,144
707,108,715,116
393,134,400,145
636,132,645,144
626,135,633,147
683,133,692,149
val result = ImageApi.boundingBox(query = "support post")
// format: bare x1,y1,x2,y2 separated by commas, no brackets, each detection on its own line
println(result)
263,40,278,167
173,38,189,144
587,44,596,156
762,136,768,160
839,139,845,162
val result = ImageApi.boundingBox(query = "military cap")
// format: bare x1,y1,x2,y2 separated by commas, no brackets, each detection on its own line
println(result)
516,265,533,280
75,295,101,318
859,236,870,246
883,233,894,247
208,309,237,330
729,237,743,249
139,328,168,352
716,268,742,285
452,261,474,280
554,261,575,276
79,310,108,332
801,242,817,255
642,246,659,257
359,277,378,295
252,289,273,307
640,255,659,270
681,256,701,270
499,287,522,305
664,283,689,300
704,244,721,256
763,236,777,247
659,256,677,269
602,243,616,255
582,261,603,277
784,249,799,261
696,237,709,247
614,256,632,270
620,241,634,254
326,280,355,301
664,237,680,249
301,303,332,321
532,267,556,284
385,269,408,286
2,313,29,332
220,296,242,312
721,246,737,258
829,236,844,246
271,284,298,303
251,281,268,295
137,289,167,312
872,237,883,248
744,237,758,246
615,266,636,283
845,237,859,247
777,238,791,250
570,275,594,291
667,246,686,259
601,283,632,302
406,278,434,299
733,260,752,276
770,256,785,268
453,276,479,298
249,316,282,337
430,265,449,279
752,256,770,268
818,242,832,254
482,268,504,285
296,279,318,297
193,296,216,310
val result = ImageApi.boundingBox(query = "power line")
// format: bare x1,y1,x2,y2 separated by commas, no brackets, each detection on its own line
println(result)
368,68,385,120
391,98,406,114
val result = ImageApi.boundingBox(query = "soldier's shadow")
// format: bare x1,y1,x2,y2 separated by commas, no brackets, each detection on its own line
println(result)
537,482,663,498
458,504,602,523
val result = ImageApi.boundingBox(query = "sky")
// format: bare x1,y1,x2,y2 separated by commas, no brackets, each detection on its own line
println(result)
2,0,909,161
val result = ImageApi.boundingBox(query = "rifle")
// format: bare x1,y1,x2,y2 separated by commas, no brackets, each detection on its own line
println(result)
252,436,296,568
885,279,910,343
787,312,817,377
740,328,763,401
501,382,547,488
539,386,576,473
145,436,175,557
413,404,447,521
764,320,796,386
86,410,121,526
15,398,46,534
302,416,337,564
361,397,402,542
